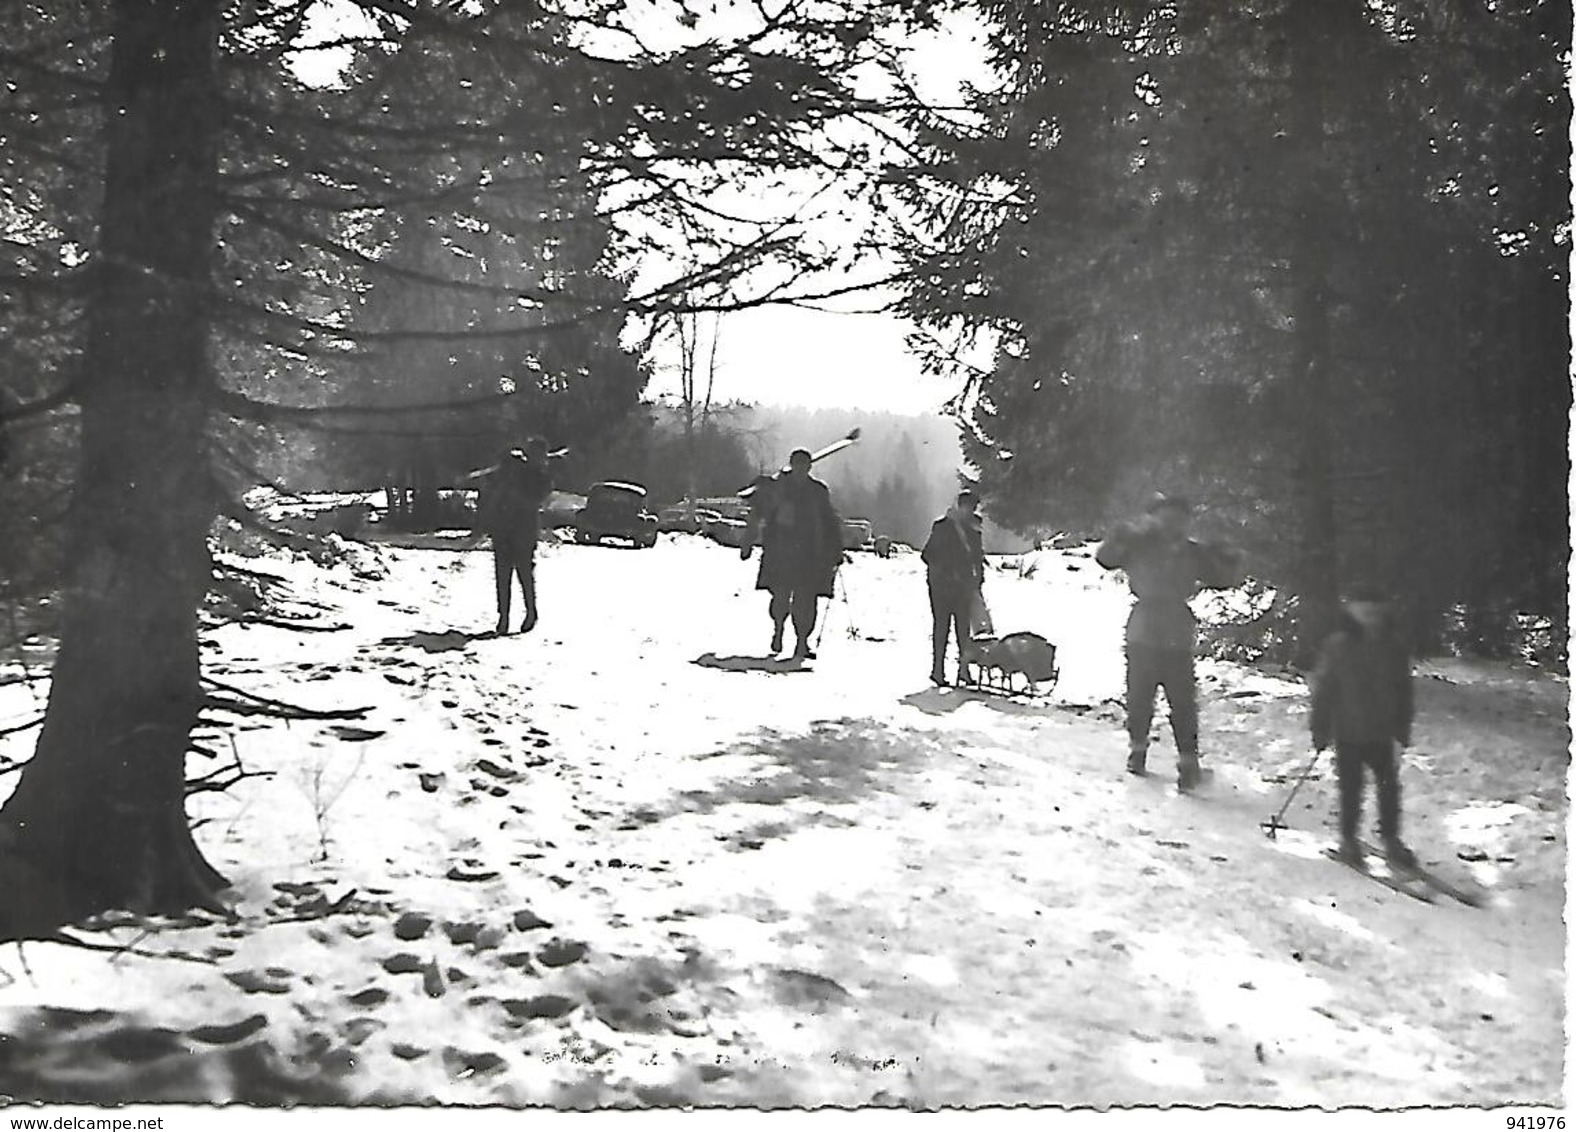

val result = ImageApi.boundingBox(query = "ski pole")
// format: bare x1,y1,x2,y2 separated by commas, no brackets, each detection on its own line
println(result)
814,569,840,651
836,564,859,639
1261,747,1324,839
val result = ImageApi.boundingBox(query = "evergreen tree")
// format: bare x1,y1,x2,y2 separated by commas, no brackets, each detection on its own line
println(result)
896,0,1569,658
0,0,924,929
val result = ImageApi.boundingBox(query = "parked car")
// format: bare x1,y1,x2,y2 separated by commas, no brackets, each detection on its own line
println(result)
694,496,751,521
573,481,658,548
704,515,751,548
543,490,587,531
657,504,723,534
841,518,873,551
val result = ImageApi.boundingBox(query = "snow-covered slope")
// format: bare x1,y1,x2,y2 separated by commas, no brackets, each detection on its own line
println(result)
0,535,1563,1106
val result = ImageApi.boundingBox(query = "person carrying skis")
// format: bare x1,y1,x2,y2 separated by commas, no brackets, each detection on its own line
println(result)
922,488,986,686
1096,493,1243,790
741,448,843,660
475,437,553,635
1310,593,1416,868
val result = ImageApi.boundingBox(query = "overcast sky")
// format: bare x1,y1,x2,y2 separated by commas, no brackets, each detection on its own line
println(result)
642,305,960,414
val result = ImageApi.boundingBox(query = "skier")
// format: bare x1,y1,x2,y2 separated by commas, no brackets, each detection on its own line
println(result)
1096,493,1244,790
741,448,843,660
1310,594,1416,868
922,488,986,686
474,437,553,635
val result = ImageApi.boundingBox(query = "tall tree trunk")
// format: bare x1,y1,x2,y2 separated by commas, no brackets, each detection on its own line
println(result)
0,0,226,932
683,395,696,520
1283,6,1342,665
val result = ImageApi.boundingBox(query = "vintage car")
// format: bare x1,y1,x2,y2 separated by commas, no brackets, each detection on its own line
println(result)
573,481,659,548
656,504,723,534
841,518,873,551
702,514,751,548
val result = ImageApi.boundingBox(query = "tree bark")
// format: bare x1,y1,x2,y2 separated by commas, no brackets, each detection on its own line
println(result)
0,0,227,933
1283,6,1343,664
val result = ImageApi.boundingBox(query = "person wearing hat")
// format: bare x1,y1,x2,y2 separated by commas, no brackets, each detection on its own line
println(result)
474,437,553,635
1096,492,1244,789
741,447,843,660
1310,589,1416,867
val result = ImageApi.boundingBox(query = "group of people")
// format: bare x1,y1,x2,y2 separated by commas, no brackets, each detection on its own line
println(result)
474,443,1418,867
1098,493,1415,864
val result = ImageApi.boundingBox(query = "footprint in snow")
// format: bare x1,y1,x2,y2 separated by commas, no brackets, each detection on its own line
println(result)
498,952,540,973
327,725,385,742
537,939,589,968
502,995,577,1020
444,1049,508,1078
443,920,483,945
186,1014,269,1045
393,912,432,940
346,986,390,1008
225,969,291,995
446,862,500,882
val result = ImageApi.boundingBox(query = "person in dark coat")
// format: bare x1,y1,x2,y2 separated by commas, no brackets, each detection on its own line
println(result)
741,448,842,660
922,489,986,686
1096,493,1244,790
1311,597,1416,867
475,438,553,635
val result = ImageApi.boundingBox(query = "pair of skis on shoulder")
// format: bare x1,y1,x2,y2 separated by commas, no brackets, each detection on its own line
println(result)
737,428,861,499
1323,841,1486,907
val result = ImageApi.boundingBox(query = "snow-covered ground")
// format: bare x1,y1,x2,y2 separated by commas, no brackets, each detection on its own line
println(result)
0,534,1564,1106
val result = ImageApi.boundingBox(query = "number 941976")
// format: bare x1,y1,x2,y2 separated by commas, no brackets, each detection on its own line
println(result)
1507,1117,1565,1130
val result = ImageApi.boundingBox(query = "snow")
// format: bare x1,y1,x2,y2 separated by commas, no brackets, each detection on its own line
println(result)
0,532,1564,1106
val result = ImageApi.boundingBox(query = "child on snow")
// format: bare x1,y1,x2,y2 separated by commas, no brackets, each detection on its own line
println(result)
1310,596,1416,868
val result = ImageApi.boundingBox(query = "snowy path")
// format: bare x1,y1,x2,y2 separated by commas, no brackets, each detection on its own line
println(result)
0,535,1563,1106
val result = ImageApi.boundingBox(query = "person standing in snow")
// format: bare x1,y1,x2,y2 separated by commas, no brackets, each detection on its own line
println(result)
1310,594,1416,867
474,437,553,635
922,488,987,686
741,448,843,660
1096,493,1244,790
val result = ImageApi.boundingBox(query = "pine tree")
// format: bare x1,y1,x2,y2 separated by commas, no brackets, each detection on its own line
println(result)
895,0,1569,658
0,0,924,929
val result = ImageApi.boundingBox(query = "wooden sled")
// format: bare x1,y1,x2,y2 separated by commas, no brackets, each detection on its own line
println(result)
961,631,1060,697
